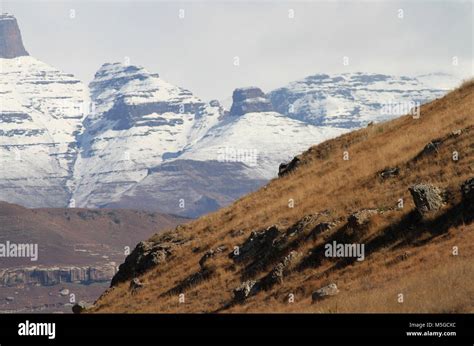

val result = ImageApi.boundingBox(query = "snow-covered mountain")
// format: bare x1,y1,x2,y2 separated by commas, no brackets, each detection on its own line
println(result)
70,62,223,209
99,88,347,217
269,72,458,128
0,53,88,207
0,13,89,208
0,14,463,217
180,89,347,180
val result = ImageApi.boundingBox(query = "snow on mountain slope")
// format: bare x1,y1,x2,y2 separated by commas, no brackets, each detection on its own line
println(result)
102,88,347,217
71,63,223,208
0,56,88,207
180,111,347,179
269,72,458,128
100,107,348,217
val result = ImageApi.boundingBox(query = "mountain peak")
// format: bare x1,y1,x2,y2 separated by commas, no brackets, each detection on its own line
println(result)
92,62,154,82
229,86,273,116
0,13,29,59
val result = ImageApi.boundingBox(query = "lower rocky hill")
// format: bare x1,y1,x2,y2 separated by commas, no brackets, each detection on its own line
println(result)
0,203,186,312
90,80,473,313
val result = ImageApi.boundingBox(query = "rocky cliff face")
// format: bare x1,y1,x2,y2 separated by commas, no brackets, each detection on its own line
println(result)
0,14,28,58
229,87,273,116
0,263,117,287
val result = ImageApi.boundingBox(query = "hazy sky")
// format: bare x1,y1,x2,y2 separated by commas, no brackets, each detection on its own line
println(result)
2,0,473,101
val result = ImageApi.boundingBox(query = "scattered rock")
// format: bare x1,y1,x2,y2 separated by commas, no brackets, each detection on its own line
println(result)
307,222,336,240
286,214,319,238
409,184,444,215
199,246,228,270
59,288,69,296
230,225,281,263
199,250,215,269
5,296,14,302
278,156,301,177
451,129,462,137
129,278,144,295
312,283,339,302
233,280,257,301
72,301,92,314
415,139,443,160
262,251,299,287
367,121,374,127
378,167,400,179
110,240,173,287
348,209,378,228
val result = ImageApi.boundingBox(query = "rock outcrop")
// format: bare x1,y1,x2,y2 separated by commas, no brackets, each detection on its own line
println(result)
233,280,257,301
307,222,336,240
199,246,227,270
0,263,117,287
230,225,281,263
409,184,444,215
278,156,301,177
0,14,29,58
111,231,187,287
286,214,321,238
415,139,443,160
261,251,299,287
110,241,171,287
312,283,339,302
229,87,273,116
378,167,400,179
348,209,378,228
72,301,92,314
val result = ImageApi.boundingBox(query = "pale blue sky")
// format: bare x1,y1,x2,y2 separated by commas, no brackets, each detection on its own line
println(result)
2,0,473,101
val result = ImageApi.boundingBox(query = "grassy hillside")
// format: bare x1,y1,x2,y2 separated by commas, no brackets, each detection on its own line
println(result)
91,80,473,313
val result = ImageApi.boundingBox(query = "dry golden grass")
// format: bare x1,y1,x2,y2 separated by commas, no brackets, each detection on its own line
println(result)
91,80,474,313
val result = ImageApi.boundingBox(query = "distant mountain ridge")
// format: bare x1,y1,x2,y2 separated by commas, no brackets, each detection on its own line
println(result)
269,72,460,128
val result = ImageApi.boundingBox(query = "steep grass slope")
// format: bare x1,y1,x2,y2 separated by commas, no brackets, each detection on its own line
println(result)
91,80,473,313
